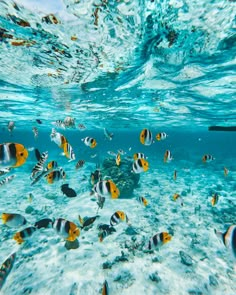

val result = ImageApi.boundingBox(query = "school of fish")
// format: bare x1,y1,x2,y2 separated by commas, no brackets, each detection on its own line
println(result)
0,124,234,294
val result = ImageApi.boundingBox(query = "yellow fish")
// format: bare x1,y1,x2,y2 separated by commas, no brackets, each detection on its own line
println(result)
93,180,120,199
0,143,28,168
140,128,153,146
53,218,80,242
116,153,121,166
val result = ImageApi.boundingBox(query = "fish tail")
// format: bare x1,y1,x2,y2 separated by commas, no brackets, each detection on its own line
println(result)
78,215,84,226
214,229,223,242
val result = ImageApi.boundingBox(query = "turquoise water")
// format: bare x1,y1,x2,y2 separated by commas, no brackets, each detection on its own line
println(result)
0,0,236,294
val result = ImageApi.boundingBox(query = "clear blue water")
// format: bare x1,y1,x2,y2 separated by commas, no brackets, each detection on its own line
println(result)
0,0,236,294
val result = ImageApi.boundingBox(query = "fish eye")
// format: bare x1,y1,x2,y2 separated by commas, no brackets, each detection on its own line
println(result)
20,152,24,156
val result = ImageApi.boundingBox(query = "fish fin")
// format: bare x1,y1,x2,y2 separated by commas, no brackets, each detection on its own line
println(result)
1,213,8,224
214,229,224,243
78,215,84,226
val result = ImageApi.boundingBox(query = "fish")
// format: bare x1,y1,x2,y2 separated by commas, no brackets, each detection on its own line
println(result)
7,121,15,133
224,167,229,177
96,195,106,210
104,128,113,141
53,218,80,241
31,151,48,179
34,148,41,161
173,193,183,206
116,153,121,166
64,116,75,128
97,224,116,242
52,120,66,129
90,169,102,186
78,215,97,229
133,153,147,160
0,143,28,168
78,124,86,130
0,168,11,177
214,225,236,259
173,170,177,180
36,119,42,124
62,142,76,161
102,280,109,295
202,154,215,163
61,184,77,198
156,132,167,141
93,180,120,199
164,150,173,163
75,160,85,169
110,211,129,226
46,160,58,171
42,13,59,24
34,218,53,229
211,193,219,206
137,196,148,207
132,159,149,174
0,175,15,186
13,226,36,244
28,193,33,203
31,156,58,185
31,172,46,186
0,253,16,291
81,137,97,148
2,213,27,227
50,128,67,148
32,127,38,139
140,128,154,146
45,168,66,184
146,232,172,250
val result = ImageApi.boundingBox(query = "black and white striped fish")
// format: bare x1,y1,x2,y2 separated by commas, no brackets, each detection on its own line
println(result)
110,211,129,226
0,175,15,187
52,120,66,129
0,168,11,177
146,232,172,251
13,226,36,244
0,252,16,290
31,151,48,179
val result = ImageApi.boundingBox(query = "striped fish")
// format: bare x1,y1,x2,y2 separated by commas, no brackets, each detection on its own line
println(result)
93,180,120,199
110,211,128,226
62,142,75,161
52,120,66,129
53,218,80,241
0,168,11,177
0,253,16,290
140,128,154,146
75,160,85,169
31,151,48,179
0,143,28,168
13,226,36,244
44,168,66,184
147,232,172,250
0,175,15,187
